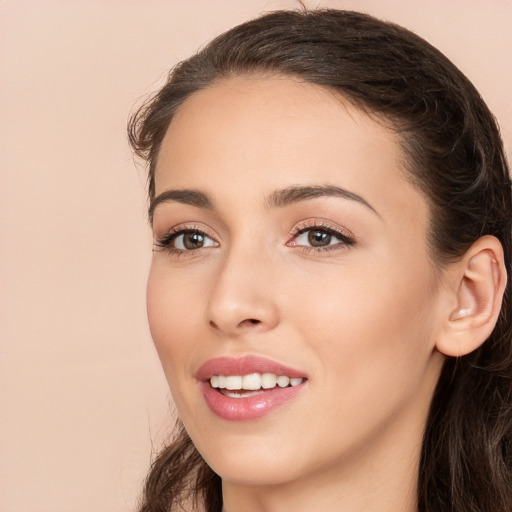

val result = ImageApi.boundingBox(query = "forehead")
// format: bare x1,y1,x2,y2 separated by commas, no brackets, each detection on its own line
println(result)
155,75,427,223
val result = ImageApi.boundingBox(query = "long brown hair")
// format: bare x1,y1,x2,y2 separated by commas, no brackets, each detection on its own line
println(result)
129,9,512,512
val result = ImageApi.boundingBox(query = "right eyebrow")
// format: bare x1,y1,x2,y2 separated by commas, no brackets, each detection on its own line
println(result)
149,189,214,223
266,184,380,216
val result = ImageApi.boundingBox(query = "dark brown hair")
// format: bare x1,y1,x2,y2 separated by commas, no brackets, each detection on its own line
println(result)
129,9,512,512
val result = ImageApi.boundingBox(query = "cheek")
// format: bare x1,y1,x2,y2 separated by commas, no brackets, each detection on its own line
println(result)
284,263,440,463
146,264,203,376
289,255,438,391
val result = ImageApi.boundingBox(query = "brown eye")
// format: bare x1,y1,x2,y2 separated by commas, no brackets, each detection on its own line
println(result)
290,225,356,251
308,229,332,247
168,230,218,251
153,228,219,254
182,231,206,249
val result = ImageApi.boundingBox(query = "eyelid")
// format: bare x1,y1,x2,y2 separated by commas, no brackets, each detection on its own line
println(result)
287,219,356,250
289,219,355,239
153,223,219,253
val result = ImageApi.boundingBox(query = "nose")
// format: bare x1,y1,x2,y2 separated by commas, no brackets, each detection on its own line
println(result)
206,248,280,337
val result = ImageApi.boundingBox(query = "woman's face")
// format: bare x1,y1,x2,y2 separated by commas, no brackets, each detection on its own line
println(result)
148,76,447,487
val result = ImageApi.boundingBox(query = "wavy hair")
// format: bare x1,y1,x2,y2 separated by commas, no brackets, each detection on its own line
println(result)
129,9,512,512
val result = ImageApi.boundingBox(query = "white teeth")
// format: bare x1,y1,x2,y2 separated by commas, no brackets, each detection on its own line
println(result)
242,373,262,390
225,375,243,390
277,375,290,387
209,373,305,391
261,373,277,389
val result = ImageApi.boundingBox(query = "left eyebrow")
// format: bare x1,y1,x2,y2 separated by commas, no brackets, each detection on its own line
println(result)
266,184,380,216
149,189,214,223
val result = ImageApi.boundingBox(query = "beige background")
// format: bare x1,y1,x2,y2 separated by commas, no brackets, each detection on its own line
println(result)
1,1,510,511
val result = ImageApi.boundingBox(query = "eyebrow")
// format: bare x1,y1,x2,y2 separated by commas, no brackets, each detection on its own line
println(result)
149,189,214,222
149,183,378,223
266,184,379,215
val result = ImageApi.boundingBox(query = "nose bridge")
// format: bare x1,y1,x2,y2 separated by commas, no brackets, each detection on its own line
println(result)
206,237,279,335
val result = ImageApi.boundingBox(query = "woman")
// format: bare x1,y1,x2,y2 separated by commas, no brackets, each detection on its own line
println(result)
128,9,511,512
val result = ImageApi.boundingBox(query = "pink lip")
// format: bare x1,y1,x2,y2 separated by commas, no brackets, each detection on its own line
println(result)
196,356,307,421
196,356,307,381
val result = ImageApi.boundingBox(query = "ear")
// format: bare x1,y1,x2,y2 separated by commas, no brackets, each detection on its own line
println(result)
436,235,508,357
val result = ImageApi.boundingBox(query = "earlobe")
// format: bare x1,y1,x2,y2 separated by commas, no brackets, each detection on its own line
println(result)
436,236,507,358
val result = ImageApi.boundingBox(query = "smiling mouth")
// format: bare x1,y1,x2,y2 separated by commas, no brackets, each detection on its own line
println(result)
210,373,306,398
197,356,308,419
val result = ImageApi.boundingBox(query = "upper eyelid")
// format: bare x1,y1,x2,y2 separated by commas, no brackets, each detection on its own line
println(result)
154,223,217,239
293,224,341,235
290,220,355,238
153,225,220,253
287,220,358,251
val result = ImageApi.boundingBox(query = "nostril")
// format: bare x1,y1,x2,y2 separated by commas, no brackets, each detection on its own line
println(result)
208,318,260,331
240,318,261,327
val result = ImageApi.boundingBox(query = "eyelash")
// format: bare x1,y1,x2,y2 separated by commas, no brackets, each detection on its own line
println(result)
153,225,218,256
153,222,356,256
288,222,356,253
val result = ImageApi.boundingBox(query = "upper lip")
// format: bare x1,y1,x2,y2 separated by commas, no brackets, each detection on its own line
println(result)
195,356,307,381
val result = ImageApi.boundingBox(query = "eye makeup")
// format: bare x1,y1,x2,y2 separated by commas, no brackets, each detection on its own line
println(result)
287,219,356,254
153,217,356,259
153,224,219,256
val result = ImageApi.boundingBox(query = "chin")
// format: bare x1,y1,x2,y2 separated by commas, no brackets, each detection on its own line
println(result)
186,421,309,486
209,453,303,487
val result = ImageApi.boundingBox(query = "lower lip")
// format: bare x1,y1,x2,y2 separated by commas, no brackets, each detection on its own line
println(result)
200,381,306,421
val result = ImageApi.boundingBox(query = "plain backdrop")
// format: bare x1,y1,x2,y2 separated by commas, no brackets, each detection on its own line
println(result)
1,1,511,511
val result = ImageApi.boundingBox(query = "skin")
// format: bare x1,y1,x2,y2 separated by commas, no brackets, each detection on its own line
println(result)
148,76,450,512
